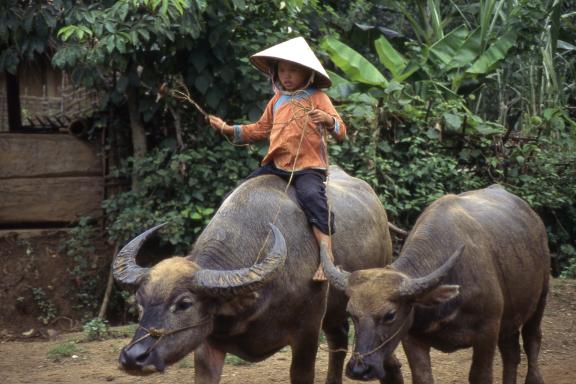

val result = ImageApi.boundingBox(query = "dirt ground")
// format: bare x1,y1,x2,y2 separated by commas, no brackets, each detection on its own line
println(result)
1,279,574,384
0,230,114,334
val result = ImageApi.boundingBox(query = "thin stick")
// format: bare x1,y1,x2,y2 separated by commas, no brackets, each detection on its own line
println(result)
167,79,209,118
98,244,119,320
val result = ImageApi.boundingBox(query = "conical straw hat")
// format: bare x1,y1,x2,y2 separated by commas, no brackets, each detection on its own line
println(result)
250,37,331,88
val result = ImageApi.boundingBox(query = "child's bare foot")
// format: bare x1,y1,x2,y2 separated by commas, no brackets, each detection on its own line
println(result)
312,266,327,282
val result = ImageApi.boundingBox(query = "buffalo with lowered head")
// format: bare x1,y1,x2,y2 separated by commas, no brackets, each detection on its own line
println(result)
323,184,550,384
113,166,403,384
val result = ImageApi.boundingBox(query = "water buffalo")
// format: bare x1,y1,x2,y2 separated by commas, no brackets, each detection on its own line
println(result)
113,166,402,384
322,184,550,384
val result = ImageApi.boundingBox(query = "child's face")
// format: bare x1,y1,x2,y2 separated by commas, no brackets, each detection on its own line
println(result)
277,61,311,91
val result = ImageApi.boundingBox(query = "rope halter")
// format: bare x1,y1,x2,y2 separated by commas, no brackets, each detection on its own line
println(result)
351,307,414,363
125,315,213,356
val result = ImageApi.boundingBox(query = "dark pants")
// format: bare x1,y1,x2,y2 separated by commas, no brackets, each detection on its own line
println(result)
246,163,335,235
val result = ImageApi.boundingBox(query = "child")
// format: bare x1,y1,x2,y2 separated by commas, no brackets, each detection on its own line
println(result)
208,37,346,282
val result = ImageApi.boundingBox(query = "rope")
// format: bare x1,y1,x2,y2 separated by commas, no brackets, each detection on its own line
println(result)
351,307,414,361
318,344,349,354
317,307,414,357
124,315,213,355
249,89,334,263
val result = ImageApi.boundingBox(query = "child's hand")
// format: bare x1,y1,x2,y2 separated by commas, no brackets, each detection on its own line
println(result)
208,115,230,134
308,109,335,127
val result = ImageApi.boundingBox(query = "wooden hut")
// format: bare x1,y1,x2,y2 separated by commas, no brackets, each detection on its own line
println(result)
0,57,99,132
0,58,104,228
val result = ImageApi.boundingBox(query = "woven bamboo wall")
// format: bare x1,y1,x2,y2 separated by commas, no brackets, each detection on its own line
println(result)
0,66,100,131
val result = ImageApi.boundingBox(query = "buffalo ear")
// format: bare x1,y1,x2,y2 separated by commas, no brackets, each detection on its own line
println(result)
413,284,460,307
214,292,260,316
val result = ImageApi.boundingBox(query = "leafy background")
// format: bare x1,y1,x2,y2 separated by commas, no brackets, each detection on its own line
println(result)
2,0,574,321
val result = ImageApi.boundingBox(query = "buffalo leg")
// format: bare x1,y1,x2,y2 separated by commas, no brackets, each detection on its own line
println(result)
381,354,404,384
469,324,499,384
498,327,520,384
323,289,349,384
323,319,348,384
194,342,226,384
290,327,322,384
402,336,433,384
522,288,547,384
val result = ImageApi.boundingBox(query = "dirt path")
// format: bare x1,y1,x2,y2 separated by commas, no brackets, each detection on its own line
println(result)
1,278,575,384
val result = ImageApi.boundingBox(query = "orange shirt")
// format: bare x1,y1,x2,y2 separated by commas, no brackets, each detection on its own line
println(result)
234,88,346,172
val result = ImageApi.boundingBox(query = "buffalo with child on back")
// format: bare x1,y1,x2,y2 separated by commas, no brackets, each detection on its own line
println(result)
114,37,404,384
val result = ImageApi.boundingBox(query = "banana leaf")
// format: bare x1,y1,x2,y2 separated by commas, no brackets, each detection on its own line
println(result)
321,37,388,87
466,30,517,74
374,36,418,82
429,25,469,65
325,70,356,100
445,28,482,70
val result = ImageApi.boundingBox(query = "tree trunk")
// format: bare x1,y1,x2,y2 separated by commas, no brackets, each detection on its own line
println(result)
126,85,147,191
6,71,22,132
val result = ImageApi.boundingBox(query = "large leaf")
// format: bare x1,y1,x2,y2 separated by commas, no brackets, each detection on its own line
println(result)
479,0,501,49
429,25,469,65
550,0,562,53
443,112,462,133
428,0,444,40
374,35,413,81
445,28,482,70
325,70,356,100
321,37,388,87
469,115,504,135
466,30,517,74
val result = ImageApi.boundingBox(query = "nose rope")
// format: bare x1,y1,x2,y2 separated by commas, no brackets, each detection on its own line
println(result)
351,307,414,362
124,315,213,354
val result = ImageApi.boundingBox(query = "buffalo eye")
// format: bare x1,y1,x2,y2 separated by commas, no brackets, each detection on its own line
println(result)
172,298,194,313
382,309,397,324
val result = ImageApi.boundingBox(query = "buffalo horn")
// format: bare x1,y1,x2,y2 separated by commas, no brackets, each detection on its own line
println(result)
190,223,287,297
112,223,167,285
320,241,350,291
399,244,465,298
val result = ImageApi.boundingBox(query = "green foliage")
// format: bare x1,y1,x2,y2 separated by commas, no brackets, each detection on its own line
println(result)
321,37,388,86
104,141,260,249
5,0,571,306
82,318,110,341
328,90,486,224
323,0,576,271
53,0,202,76
560,245,576,279
225,354,251,366
59,217,103,318
0,0,70,73
47,342,78,361
31,288,58,325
